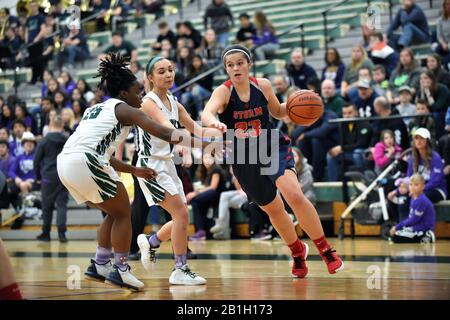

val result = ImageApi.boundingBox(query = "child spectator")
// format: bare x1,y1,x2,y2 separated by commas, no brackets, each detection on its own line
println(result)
389,174,436,243
9,120,26,157
368,32,399,78
396,85,416,126
372,65,389,97
373,129,403,174
8,132,36,196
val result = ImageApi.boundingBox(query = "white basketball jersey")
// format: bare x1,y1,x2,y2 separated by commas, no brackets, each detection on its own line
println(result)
137,91,180,159
63,98,131,160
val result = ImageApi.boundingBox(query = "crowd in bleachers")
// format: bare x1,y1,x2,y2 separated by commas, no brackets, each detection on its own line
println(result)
0,0,449,242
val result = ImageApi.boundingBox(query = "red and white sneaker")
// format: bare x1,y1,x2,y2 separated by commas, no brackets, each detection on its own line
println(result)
320,248,344,274
292,242,309,278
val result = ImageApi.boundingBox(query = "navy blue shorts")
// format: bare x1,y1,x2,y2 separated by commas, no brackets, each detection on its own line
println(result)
232,144,295,206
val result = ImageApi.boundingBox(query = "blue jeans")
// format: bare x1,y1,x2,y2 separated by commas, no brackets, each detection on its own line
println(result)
326,149,366,181
216,32,230,48
181,85,211,117
191,189,220,231
389,23,430,49
65,45,88,65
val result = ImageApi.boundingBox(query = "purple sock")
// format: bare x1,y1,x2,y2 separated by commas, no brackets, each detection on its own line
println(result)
174,254,187,268
114,252,129,271
148,234,161,248
95,246,111,265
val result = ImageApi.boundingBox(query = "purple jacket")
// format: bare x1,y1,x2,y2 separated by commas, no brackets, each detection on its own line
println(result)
396,193,436,232
406,151,448,198
8,151,35,181
0,155,16,178
252,27,279,46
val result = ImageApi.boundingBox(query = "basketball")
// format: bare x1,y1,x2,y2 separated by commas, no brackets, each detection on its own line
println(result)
286,90,324,126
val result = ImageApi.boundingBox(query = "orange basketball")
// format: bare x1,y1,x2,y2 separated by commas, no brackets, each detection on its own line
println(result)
286,90,324,126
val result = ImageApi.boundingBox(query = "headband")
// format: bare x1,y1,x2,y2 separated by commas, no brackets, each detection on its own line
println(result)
222,48,251,63
146,56,164,74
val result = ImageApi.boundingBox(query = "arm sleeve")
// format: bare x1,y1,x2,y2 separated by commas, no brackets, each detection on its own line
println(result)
33,141,44,182
387,10,401,37
373,143,391,168
430,86,450,113
424,155,445,192
396,199,426,229
8,158,19,180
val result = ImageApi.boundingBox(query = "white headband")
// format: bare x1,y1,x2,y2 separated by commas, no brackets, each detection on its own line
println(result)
223,49,251,62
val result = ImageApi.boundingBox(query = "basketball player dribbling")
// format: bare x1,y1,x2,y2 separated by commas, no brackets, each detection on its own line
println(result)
202,45,344,277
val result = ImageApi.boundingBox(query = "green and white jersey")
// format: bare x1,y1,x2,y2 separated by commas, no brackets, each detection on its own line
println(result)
137,91,180,159
62,98,131,161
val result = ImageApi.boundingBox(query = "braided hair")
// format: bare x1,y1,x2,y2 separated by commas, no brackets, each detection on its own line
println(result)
95,52,137,97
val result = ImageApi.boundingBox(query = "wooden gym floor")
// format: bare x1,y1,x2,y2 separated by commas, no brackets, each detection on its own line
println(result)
4,238,450,300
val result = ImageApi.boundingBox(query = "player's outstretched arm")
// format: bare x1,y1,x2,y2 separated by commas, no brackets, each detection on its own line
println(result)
201,85,228,133
258,78,287,120
177,102,224,139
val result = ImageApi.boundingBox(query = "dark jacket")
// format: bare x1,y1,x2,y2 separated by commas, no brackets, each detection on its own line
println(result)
341,120,373,152
203,1,234,34
285,62,317,90
387,3,430,41
33,131,67,184
292,110,340,146
370,109,410,150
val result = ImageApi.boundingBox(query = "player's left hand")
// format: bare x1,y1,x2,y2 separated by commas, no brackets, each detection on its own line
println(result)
132,167,158,180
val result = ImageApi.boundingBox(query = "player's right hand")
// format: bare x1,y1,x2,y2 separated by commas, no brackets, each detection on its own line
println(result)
209,122,227,133
132,167,158,180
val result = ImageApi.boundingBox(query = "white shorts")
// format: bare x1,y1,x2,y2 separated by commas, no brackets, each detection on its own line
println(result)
57,151,120,204
137,157,186,206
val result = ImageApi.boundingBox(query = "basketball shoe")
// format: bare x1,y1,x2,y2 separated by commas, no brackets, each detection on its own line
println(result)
320,248,344,274
169,264,207,285
105,264,144,292
292,242,309,278
137,234,158,270
84,259,113,282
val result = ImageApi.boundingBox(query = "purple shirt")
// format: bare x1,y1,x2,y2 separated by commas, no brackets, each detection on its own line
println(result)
0,155,16,178
8,151,35,181
396,193,436,232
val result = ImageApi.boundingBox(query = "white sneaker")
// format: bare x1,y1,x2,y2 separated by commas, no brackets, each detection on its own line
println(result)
105,264,144,292
210,224,223,234
84,259,113,282
169,264,207,285
137,234,157,270
212,229,230,240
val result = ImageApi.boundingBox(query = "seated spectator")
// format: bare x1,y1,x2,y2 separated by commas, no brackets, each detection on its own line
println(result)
40,70,54,99
426,53,450,90
438,107,450,190
386,0,430,50
396,85,416,126
178,21,202,50
416,70,450,138
14,103,33,132
341,45,374,98
199,29,224,69
0,140,15,179
293,109,339,182
292,147,316,205
0,140,20,210
432,0,450,70
372,96,410,150
285,48,317,90
350,79,379,118
360,23,374,51
0,127,10,142
58,20,90,69
306,76,321,95
321,79,346,117
9,120,26,157
58,71,76,96
1,103,15,130
251,11,279,61
69,88,88,110
210,169,247,240
387,48,421,105
368,32,399,78
140,0,165,15
321,47,346,90
346,66,373,102
180,54,213,120
36,97,56,136
273,75,295,103
76,79,95,104
203,0,234,47
71,101,85,132
408,99,436,144
159,39,177,60
100,31,137,62
176,46,193,75
54,91,68,109
327,104,372,181
373,129,403,174
61,108,76,135
235,13,256,48
152,21,177,53
8,132,36,196
389,174,436,243
187,153,227,241
46,78,61,100
129,61,146,87
372,64,390,97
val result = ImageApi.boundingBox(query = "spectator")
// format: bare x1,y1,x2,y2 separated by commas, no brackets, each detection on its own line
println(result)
203,0,234,47
386,0,430,50
389,174,436,243
235,13,256,48
306,76,321,95
417,70,450,138
292,147,316,205
8,131,36,196
251,11,279,61
0,140,15,180
326,104,372,181
25,1,46,84
76,79,95,103
34,114,68,242
152,21,177,53
368,32,399,78
373,129,403,174
321,47,346,90
372,96,410,150
0,8,19,34
438,107,450,191
350,79,379,118
14,103,33,132
159,39,177,60
199,29,224,69
387,48,421,105
321,79,346,117
54,91,68,109
0,127,10,142
341,46,374,98
61,108,76,135
40,70,54,99
372,64,390,97
58,20,90,69
180,54,213,120
346,66,373,102
129,61,146,87
176,46,193,76
0,27,24,69
432,0,450,70
40,18,55,75
58,71,76,96
100,32,137,62
396,85,417,126
46,78,61,100
285,48,317,90
1,104,14,130
293,110,339,182
187,153,227,241
109,0,131,33
140,0,165,15
178,21,202,50
408,99,436,144
69,88,88,110
36,97,56,136
360,23,375,51
426,53,450,90
9,120,26,157
89,0,109,32
71,101,85,131
0,140,20,212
